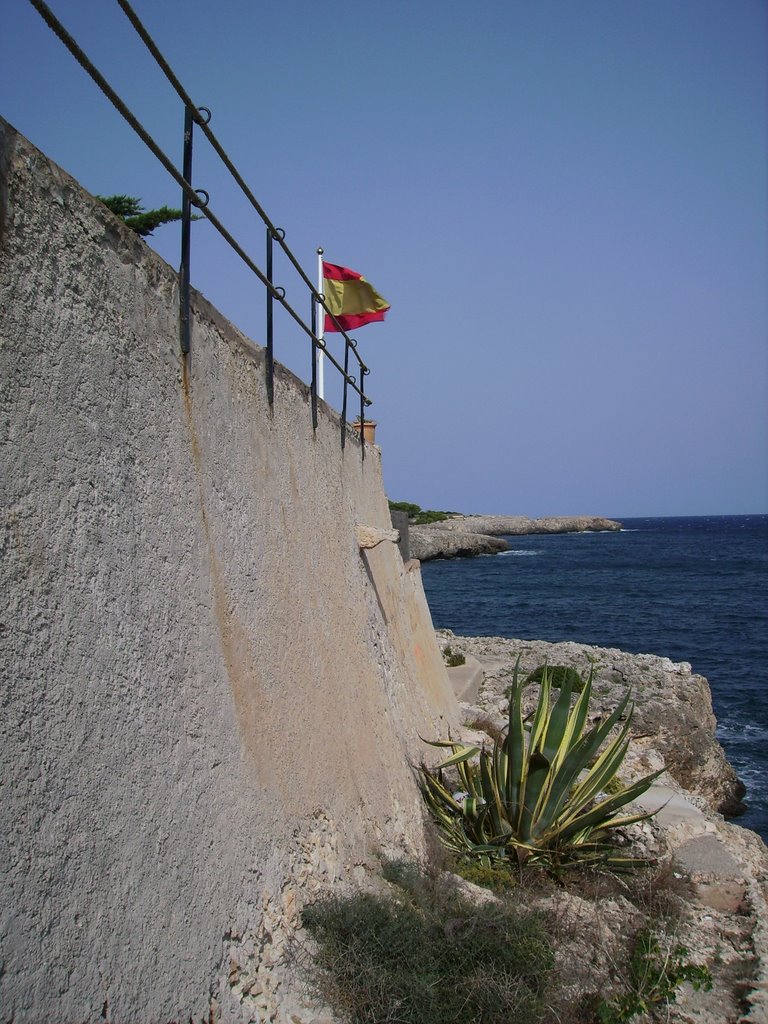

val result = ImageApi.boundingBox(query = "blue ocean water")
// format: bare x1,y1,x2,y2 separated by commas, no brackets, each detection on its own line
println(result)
420,515,768,840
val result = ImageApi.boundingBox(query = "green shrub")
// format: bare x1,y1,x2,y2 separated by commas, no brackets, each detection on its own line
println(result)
412,509,450,524
97,194,199,236
302,861,553,1024
421,662,663,871
451,857,518,893
442,645,466,668
388,500,423,518
526,664,586,692
596,926,712,1022
387,500,459,525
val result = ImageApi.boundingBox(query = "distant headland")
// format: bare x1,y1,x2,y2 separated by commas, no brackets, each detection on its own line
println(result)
401,512,622,561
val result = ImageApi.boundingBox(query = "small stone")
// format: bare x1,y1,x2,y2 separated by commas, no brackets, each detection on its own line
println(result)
695,880,746,914
356,525,399,549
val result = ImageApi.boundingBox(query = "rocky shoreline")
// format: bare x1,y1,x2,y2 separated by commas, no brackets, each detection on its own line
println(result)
437,628,768,1023
410,514,622,561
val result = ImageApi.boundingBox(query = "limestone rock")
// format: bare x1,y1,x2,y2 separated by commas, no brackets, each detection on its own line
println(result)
437,870,502,908
435,628,768,1024
436,631,745,816
355,525,399,549
409,514,621,560
429,514,623,536
408,526,509,561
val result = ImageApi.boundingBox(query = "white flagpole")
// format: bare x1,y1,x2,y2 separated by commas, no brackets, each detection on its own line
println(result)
316,247,325,401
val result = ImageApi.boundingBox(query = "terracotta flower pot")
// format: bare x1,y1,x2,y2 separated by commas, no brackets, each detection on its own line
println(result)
353,420,377,444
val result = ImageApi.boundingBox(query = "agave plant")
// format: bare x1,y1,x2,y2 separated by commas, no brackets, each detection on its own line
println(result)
420,662,663,870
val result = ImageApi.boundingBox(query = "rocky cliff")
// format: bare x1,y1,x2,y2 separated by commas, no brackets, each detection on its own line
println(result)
409,526,511,560
410,514,622,561
436,629,768,1024
432,514,623,536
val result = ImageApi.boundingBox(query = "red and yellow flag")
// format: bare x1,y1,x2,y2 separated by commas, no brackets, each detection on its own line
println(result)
322,261,390,333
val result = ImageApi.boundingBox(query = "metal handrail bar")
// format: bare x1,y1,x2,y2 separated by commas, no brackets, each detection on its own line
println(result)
26,0,372,410
113,0,371,382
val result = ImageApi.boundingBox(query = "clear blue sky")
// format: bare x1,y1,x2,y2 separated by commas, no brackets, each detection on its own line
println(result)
3,0,766,517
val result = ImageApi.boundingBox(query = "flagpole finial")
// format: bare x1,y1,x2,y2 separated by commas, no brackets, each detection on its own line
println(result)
317,247,324,256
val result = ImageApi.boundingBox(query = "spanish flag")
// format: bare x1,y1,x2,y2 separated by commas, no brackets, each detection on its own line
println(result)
322,261,390,333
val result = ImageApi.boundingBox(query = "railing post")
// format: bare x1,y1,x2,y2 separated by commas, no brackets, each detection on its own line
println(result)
179,104,194,356
360,370,366,462
340,339,349,450
266,226,274,406
310,294,318,431
26,0,375,425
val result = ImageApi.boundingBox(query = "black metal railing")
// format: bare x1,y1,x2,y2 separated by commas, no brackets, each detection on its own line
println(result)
27,0,373,456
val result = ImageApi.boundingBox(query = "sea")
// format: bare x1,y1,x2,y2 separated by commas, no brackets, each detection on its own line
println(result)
420,514,768,842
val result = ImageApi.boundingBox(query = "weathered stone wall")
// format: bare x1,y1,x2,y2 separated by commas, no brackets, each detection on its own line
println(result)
0,120,457,1023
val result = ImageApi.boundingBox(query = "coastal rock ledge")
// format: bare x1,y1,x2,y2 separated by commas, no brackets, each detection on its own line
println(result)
435,630,768,1024
410,514,622,561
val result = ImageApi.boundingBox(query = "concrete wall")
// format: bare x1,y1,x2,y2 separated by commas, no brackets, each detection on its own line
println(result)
0,120,457,1024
